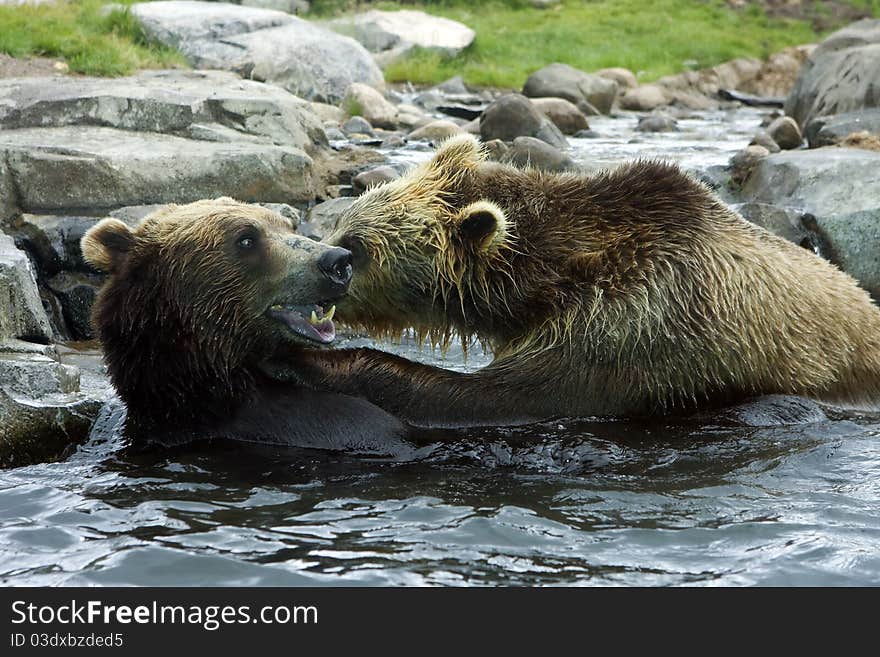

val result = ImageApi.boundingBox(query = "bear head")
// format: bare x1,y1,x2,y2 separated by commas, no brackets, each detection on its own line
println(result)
325,134,541,350
82,198,353,436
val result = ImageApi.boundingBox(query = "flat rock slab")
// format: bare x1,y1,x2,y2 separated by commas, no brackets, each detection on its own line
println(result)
131,1,384,103
0,126,315,212
0,70,327,151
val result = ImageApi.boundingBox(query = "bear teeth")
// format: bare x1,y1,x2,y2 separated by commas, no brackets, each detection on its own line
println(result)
307,305,336,326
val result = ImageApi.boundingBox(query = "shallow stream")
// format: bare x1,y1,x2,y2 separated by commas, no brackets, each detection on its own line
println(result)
2,108,878,586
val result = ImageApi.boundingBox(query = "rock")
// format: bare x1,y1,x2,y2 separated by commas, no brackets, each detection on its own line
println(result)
0,232,53,344
462,118,480,135
408,120,463,142
503,136,576,172
0,127,315,212
0,352,79,398
309,101,345,124
325,127,346,141
596,67,638,90
0,236,102,466
760,110,783,127
352,165,400,193
317,144,386,191
299,197,356,240
573,129,600,139
738,45,814,98
5,213,106,276
529,97,590,135
523,63,618,115
766,116,803,149
652,57,762,110
342,115,375,137
0,70,327,150
805,109,880,148
482,139,509,162
380,134,407,149
739,148,880,297
619,85,669,111
327,9,475,66
733,202,824,252
0,386,100,469
636,115,678,132
785,19,880,128
395,103,430,129
0,70,328,210
0,158,15,224
479,93,567,149
433,76,469,96
342,83,398,129
45,271,103,340
729,145,770,182
749,131,781,153
130,1,383,104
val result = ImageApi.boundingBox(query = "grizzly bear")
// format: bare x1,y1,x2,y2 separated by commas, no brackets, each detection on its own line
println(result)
81,198,409,452
278,135,880,427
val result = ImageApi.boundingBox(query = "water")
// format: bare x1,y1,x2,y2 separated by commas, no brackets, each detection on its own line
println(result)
2,108,879,587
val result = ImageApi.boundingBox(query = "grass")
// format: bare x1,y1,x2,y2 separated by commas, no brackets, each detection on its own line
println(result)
338,0,878,88
1,0,877,84
0,0,185,76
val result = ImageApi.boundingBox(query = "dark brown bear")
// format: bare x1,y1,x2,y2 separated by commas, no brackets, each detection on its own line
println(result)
82,198,407,452
278,135,880,427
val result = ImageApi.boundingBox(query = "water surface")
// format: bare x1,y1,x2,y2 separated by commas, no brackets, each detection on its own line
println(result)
2,108,879,586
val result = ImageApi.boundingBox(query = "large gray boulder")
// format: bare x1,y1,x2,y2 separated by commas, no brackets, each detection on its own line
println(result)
130,1,383,104
479,93,568,149
0,232,52,345
784,19,880,128
0,71,327,211
739,148,880,297
0,127,314,212
523,63,618,115
327,9,475,67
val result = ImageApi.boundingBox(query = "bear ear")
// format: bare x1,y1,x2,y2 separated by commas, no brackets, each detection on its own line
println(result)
81,218,135,273
454,200,509,253
430,134,485,173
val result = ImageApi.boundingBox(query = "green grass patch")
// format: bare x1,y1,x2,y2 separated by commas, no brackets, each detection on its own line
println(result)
364,0,877,88
0,0,185,76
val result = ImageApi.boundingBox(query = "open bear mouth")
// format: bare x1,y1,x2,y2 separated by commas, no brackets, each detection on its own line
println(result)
267,303,337,344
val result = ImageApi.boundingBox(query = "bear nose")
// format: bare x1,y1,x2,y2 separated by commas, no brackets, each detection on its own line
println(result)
317,247,353,288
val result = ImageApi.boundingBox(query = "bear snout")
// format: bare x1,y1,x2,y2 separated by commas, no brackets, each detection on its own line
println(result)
318,247,353,290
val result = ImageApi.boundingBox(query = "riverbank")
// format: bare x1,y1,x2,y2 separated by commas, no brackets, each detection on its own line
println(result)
1,0,876,82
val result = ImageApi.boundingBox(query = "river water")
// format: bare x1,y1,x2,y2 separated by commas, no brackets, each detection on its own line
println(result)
2,108,879,586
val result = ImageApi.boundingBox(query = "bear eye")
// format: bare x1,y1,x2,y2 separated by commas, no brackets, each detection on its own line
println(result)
236,231,259,250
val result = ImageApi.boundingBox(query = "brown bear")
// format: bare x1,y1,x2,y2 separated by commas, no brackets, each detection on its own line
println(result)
81,198,410,453
276,135,880,427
